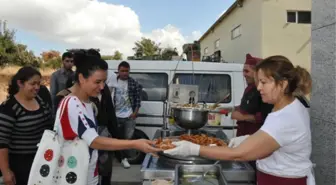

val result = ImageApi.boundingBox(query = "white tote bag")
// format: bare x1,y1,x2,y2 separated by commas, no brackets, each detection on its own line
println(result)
28,101,90,185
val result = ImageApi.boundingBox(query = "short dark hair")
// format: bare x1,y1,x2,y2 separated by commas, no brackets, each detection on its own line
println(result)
73,53,108,82
118,61,130,69
87,49,101,59
62,52,73,61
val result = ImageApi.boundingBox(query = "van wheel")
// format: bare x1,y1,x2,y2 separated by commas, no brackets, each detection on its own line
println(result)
127,129,149,164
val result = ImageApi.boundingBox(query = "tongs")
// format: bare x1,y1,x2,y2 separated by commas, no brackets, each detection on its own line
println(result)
211,93,231,109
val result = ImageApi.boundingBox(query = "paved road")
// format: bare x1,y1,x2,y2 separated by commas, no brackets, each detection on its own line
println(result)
111,159,143,185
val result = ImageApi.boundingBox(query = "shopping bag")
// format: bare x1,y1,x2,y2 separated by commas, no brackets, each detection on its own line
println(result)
28,130,90,185
27,129,63,185
54,137,90,185
28,96,90,185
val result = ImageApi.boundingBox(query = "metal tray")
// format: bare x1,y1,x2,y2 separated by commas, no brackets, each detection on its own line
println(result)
175,164,228,185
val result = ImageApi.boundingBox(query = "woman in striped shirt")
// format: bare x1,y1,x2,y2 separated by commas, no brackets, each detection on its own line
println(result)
0,66,53,185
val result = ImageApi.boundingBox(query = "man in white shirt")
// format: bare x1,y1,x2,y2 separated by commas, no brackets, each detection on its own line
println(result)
106,61,142,168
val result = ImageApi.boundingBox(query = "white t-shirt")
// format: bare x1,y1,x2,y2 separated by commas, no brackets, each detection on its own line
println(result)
57,96,99,185
114,79,133,118
106,71,117,102
106,71,117,87
257,98,313,178
106,71,132,118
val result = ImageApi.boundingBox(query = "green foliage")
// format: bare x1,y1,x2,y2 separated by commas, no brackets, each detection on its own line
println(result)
131,38,179,60
102,50,123,60
101,55,113,60
133,37,161,57
42,57,62,69
0,20,40,67
112,50,123,60
161,47,179,60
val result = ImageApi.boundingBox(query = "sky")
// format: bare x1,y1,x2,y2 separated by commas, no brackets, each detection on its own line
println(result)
0,0,235,57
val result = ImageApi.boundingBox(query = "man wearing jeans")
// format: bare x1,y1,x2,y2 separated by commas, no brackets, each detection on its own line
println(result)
106,61,142,168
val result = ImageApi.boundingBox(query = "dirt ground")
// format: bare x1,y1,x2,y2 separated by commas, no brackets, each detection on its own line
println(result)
0,66,54,103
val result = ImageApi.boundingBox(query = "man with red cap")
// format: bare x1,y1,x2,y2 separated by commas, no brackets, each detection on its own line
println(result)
230,53,272,137
228,54,273,178
229,54,272,137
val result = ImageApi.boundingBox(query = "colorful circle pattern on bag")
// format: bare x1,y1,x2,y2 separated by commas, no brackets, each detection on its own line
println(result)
66,172,77,184
67,156,77,169
58,155,64,167
44,149,53,161
39,164,50,177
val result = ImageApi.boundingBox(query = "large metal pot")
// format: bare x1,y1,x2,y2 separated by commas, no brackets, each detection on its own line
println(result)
172,108,209,129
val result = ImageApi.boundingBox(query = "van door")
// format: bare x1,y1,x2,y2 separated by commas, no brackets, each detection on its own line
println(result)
129,71,169,139
171,71,237,138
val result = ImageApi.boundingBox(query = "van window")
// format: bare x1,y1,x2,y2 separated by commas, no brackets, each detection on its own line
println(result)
130,73,168,101
173,74,231,103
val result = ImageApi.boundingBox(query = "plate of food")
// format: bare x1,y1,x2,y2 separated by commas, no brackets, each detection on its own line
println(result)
154,134,227,160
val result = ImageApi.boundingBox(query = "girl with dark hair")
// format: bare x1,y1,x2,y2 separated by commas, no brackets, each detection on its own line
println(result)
55,53,119,185
54,53,160,185
0,66,53,185
164,55,315,185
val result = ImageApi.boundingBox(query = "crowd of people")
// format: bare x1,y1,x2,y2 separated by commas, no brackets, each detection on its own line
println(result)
0,50,315,185
0,49,159,185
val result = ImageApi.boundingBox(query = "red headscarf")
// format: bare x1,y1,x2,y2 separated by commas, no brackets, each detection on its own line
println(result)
245,53,262,66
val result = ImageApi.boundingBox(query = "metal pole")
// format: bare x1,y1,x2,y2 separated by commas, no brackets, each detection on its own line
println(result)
162,100,168,130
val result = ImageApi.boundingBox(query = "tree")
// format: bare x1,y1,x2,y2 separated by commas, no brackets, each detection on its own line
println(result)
67,48,100,54
41,50,60,62
112,50,123,60
0,20,40,67
132,37,160,57
40,50,62,69
42,57,62,69
161,47,179,60
101,55,113,60
101,51,123,60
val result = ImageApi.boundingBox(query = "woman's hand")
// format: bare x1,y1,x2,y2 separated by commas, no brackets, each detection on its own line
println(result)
164,141,200,157
132,139,162,155
2,169,15,185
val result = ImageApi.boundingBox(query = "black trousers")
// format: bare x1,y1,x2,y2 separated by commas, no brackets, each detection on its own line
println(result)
9,153,35,185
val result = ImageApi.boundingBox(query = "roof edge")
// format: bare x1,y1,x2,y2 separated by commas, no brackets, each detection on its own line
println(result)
198,0,244,42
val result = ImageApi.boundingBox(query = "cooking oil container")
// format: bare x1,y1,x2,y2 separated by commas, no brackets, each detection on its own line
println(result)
208,109,221,126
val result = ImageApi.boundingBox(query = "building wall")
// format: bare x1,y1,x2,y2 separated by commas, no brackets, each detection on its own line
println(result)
200,0,263,63
310,0,336,184
261,0,312,71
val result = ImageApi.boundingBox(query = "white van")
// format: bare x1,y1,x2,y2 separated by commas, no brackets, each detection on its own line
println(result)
106,60,246,163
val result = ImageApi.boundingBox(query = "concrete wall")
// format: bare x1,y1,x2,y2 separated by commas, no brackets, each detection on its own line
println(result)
310,0,336,184
200,0,263,63
261,0,312,71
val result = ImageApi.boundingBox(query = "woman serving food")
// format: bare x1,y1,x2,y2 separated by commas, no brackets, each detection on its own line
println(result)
163,55,315,185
